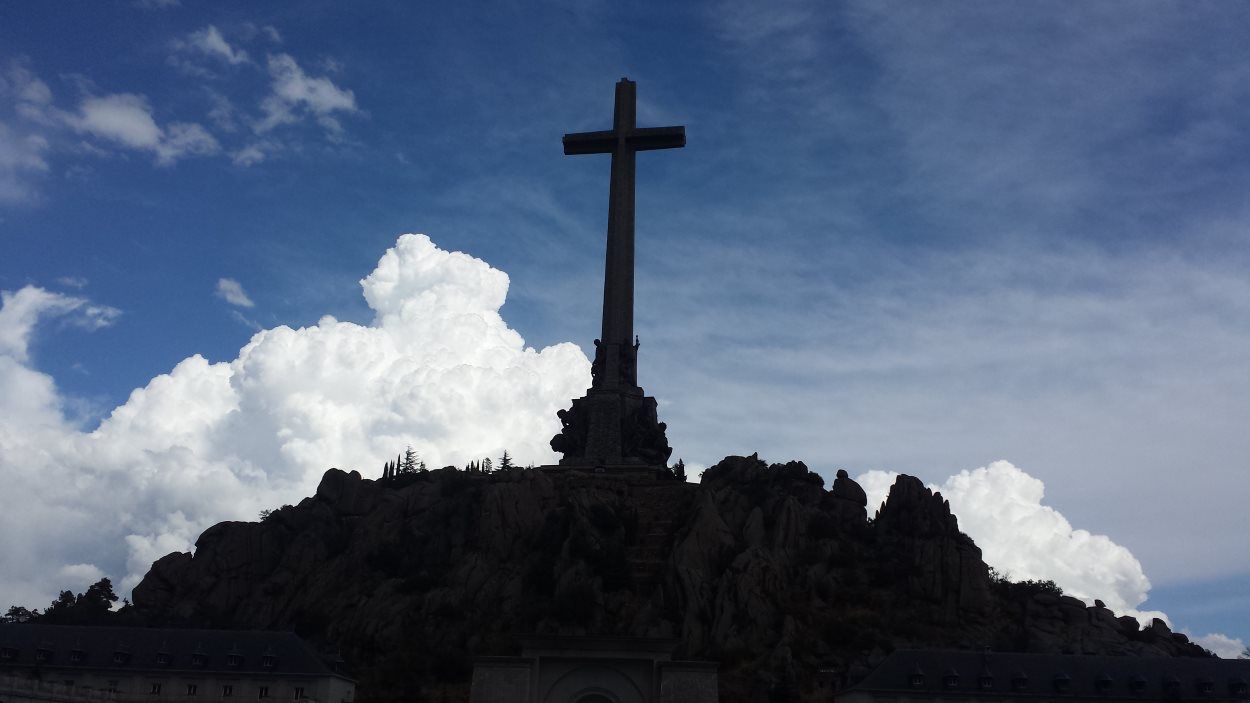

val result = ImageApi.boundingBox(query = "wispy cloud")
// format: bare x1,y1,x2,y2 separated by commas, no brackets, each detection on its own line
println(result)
170,25,251,77
0,286,119,363
65,93,218,165
0,61,55,203
256,54,357,134
214,277,255,308
0,40,364,192
185,26,250,66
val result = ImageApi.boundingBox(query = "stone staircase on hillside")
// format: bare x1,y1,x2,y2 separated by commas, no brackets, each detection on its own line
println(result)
624,482,693,594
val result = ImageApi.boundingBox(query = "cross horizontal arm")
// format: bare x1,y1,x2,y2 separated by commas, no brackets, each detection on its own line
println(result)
563,130,616,155
626,126,686,151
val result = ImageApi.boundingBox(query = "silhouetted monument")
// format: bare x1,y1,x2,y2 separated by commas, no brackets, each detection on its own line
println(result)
550,78,683,470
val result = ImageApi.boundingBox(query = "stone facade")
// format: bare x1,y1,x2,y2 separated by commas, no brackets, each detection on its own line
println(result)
835,650,1250,703
0,625,354,703
469,636,716,703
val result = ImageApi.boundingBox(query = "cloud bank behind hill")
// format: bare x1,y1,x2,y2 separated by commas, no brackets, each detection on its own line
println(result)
1,233,1242,655
860,463,1161,623
0,234,588,607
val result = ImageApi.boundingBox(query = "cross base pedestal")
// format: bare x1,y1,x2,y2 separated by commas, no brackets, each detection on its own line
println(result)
549,387,672,470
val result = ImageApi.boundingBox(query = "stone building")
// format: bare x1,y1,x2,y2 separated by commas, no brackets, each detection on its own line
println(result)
469,635,717,703
0,625,354,703
836,649,1250,703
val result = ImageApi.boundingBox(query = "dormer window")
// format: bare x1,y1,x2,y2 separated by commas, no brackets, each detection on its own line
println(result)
942,670,960,689
909,667,925,689
1054,672,1072,693
156,652,171,665
1012,672,1029,691
227,654,242,667
1163,676,1182,696
1130,675,1147,694
1198,679,1215,695
113,650,131,665
261,655,276,669
191,653,206,667
1229,678,1248,697
1096,674,1114,694
35,647,53,662
0,647,17,661
978,674,994,690
70,649,86,663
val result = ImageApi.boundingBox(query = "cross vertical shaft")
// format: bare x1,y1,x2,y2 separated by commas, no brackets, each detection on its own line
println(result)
563,78,684,391
603,78,637,350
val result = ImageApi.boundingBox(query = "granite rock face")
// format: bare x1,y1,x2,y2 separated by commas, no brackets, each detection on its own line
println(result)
132,457,1208,702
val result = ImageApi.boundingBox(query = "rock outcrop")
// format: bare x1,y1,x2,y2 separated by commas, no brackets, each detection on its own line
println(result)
131,457,1208,702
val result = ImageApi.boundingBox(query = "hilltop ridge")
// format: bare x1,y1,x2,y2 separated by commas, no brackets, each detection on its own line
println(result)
131,457,1207,701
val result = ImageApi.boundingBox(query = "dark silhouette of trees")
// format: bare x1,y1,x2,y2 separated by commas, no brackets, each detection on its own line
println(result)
2,605,38,623
498,450,514,471
672,458,687,481
24,578,121,625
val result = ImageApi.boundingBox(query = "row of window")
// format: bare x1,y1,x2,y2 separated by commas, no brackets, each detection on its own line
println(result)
0,646,276,669
907,671,1249,696
142,684,305,699
43,682,306,700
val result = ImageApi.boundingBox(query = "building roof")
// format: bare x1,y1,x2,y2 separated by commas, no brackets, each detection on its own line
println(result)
844,650,1250,700
0,624,350,681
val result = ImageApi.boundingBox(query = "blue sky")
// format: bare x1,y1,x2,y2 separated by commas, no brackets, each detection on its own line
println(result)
2,2,1248,653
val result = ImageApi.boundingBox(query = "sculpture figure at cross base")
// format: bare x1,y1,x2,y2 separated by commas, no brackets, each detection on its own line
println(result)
548,78,682,472
551,387,673,470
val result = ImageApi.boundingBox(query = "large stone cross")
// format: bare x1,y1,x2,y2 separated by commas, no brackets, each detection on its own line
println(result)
549,79,682,469
563,78,684,391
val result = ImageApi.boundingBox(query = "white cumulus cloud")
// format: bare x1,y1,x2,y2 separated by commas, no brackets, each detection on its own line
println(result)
858,461,1165,624
215,278,255,308
0,234,589,610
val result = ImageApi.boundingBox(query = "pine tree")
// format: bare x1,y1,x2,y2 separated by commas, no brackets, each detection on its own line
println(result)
400,446,418,474
498,450,514,471
482,457,493,473
673,458,687,481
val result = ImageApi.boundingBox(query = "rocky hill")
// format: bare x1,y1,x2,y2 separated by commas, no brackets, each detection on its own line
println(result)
131,456,1208,702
